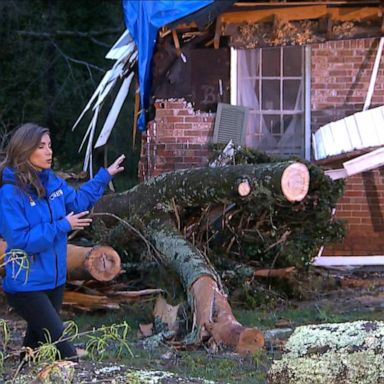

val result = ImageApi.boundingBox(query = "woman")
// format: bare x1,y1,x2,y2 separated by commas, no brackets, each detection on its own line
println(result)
0,122,125,361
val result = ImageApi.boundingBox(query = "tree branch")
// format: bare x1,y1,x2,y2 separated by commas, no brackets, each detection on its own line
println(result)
17,28,122,38
49,39,105,74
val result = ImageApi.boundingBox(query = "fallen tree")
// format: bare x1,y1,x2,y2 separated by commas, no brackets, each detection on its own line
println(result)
0,156,344,352
90,161,314,352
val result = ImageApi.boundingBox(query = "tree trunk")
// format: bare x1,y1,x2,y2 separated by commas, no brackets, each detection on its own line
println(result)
191,276,265,353
0,240,121,282
90,161,310,351
268,320,384,384
95,161,310,220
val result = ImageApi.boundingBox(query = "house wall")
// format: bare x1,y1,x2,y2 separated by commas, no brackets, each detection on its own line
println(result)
323,170,384,256
311,38,384,132
139,99,214,179
311,38,384,256
139,37,384,256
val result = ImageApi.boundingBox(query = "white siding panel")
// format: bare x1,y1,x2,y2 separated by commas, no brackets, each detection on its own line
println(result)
313,105,384,160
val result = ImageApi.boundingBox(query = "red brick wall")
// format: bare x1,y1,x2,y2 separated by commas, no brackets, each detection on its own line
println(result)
140,38,384,255
139,99,214,179
312,38,384,256
311,38,384,132
323,169,384,256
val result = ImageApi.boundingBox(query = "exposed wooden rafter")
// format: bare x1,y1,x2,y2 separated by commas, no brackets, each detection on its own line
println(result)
213,4,382,48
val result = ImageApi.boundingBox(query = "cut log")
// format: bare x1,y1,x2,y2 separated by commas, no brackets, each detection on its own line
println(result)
66,244,121,281
95,161,310,221
280,162,309,202
0,240,121,282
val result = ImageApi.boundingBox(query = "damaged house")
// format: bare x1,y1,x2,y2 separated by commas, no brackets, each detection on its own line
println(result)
76,0,384,264
134,0,384,262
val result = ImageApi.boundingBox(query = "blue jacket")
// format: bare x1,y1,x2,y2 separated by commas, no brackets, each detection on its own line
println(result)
0,166,112,293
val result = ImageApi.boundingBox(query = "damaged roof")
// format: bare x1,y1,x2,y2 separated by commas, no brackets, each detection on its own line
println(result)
165,0,383,49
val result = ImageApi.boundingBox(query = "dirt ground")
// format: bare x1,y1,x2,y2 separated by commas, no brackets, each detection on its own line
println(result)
2,267,384,383
0,290,267,384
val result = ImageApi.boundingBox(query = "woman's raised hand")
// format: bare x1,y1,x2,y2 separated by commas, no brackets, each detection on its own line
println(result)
107,154,125,176
66,211,92,230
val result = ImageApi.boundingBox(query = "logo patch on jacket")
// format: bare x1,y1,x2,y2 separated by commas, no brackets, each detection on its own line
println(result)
50,189,63,200
28,196,36,206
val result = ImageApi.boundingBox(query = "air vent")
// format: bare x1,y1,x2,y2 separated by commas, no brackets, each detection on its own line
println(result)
213,103,248,145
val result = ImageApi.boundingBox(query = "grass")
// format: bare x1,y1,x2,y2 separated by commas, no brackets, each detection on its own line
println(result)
58,300,384,384
64,302,270,383
234,305,384,330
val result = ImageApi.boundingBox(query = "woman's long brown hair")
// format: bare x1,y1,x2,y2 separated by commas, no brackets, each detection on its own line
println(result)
0,123,50,198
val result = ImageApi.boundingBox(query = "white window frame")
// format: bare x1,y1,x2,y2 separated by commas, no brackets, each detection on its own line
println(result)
231,46,311,160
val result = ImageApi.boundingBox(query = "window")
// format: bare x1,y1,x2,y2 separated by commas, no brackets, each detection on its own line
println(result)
233,46,309,158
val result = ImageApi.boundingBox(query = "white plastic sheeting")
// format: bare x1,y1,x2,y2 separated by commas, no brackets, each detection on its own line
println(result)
72,30,137,173
312,105,384,161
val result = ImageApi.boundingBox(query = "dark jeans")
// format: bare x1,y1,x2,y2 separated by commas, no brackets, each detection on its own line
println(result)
6,285,77,361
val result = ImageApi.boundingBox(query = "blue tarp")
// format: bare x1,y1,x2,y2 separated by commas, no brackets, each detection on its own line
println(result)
122,0,214,130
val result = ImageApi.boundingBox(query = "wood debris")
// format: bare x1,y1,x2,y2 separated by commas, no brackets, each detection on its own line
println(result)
253,267,296,279
64,282,164,311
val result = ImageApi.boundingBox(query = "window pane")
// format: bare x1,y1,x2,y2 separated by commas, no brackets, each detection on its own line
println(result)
282,114,305,157
238,78,259,108
262,80,280,110
264,114,281,137
262,48,280,77
237,49,260,79
283,115,293,133
283,114,304,135
237,45,305,158
245,113,262,147
283,46,302,77
283,80,302,110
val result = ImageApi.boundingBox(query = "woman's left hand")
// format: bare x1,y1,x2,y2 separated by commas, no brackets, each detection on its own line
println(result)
107,154,125,176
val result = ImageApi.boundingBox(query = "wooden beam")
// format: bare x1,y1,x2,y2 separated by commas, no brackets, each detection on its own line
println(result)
132,79,140,150
215,5,380,39
215,6,329,48
172,29,181,53
329,6,381,21
218,5,327,26
159,23,199,38
214,16,223,49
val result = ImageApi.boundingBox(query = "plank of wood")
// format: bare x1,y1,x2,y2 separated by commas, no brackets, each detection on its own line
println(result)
219,5,327,25
329,6,380,21
63,291,120,311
